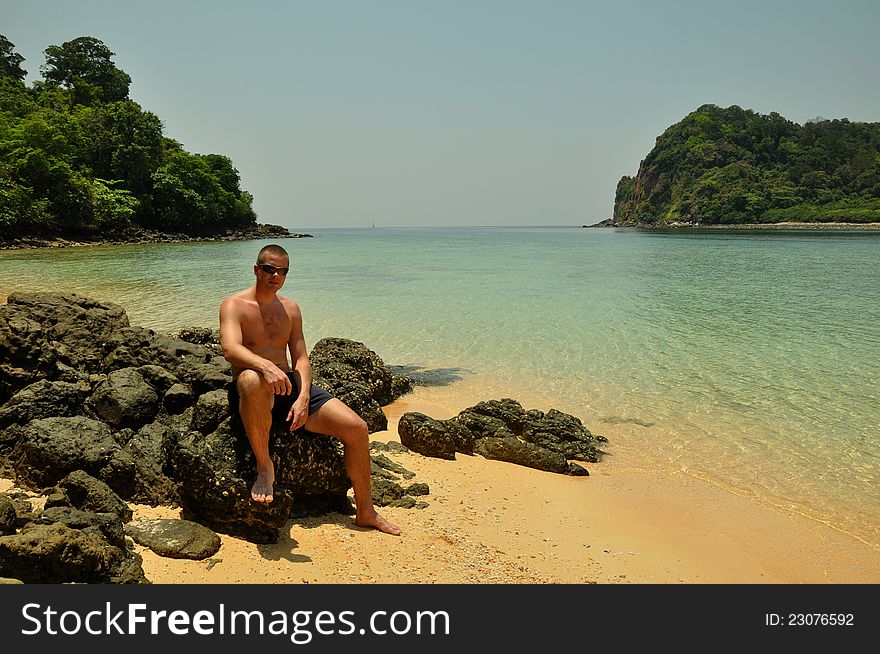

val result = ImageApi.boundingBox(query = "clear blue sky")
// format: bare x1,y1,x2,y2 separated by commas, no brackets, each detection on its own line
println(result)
3,0,879,228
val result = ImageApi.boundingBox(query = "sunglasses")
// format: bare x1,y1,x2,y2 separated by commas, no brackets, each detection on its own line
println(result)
257,263,289,276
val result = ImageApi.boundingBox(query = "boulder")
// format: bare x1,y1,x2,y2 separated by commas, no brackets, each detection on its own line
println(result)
55,470,133,522
31,506,126,547
192,389,231,434
11,416,137,496
170,419,295,544
311,337,397,404
86,367,160,429
0,379,92,431
0,522,148,584
125,519,221,560
397,399,605,476
397,413,459,460
125,421,180,506
273,426,353,518
163,383,193,413
523,408,608,462
458,398,531,436
0,292,129,404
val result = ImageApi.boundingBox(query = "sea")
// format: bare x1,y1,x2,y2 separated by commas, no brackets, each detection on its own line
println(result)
1,225,878,548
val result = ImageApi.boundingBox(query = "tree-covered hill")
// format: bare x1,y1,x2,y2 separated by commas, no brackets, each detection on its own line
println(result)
0,35,258,241
613,104,880,225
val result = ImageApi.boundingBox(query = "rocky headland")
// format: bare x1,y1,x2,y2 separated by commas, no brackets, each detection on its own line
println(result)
0,292,607,583
0,223,312,251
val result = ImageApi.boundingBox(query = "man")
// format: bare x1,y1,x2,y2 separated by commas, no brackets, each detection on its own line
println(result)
219,244,400,536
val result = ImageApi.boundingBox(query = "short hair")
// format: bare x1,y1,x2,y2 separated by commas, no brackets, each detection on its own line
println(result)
257,244,289,263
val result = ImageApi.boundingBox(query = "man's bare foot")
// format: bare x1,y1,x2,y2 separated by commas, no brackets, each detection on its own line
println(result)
251,468,274,503
355,511,401,536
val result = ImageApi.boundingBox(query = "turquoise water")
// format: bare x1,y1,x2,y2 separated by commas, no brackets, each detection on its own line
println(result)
1,226,879,546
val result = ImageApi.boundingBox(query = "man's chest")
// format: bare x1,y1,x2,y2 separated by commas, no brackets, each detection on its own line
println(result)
242,305,290,344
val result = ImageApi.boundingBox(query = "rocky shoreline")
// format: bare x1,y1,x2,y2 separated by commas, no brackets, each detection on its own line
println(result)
0,292,607,583
584,219,880,229
0,223,312,251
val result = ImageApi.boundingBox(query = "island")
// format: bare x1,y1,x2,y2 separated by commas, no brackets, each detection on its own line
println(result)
608,104,880,226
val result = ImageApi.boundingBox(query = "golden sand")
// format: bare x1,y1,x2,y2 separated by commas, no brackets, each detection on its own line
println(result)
2,385,877,584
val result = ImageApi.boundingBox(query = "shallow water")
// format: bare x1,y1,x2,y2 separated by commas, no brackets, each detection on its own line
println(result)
1,226,878,547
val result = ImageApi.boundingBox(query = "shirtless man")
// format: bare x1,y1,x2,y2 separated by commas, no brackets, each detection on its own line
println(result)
219,244,400,535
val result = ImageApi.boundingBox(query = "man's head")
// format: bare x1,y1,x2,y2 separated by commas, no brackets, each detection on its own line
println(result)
254,244,290,289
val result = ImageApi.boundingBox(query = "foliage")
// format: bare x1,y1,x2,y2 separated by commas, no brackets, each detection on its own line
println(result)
0,35,257,240
614,104,880,225
40,36,131,105
0,35,27,82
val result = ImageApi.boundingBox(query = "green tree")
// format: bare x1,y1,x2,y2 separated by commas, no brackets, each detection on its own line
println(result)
41,36,131,104
0,35,27,82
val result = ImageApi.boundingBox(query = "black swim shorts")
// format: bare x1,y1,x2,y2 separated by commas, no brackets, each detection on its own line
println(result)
228,372,335,427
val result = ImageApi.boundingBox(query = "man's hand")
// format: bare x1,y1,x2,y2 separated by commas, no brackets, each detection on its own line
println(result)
287,395,309,431
261,362,293,395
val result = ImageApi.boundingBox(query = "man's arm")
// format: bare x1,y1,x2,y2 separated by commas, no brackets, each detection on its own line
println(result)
286,300,312,430
219,297,292,393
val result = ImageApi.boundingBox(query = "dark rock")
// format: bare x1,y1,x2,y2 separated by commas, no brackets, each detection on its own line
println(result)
170,420,294,544
311,337,397,405
391,375,414,398
404,482,430,496
0,379,92,430
388,365,465,387
402,398,607,474
273,426,353,517
454,411,518,440
56,470,133,522
370,477,406,505
473,437,589,476
523,408,607,462
397,413,458,460
441,418,477,455
32,506,126,547
125,422,180,506
86,367,160,429
176,360,232,397
163,383,193,413
0,293,129,404
370,461,401,481
0,497,15,535
458,399,530,436
370,453,416,480
136,364,180,394
11,416,136,496
192,389,231,434
0,522,148,584
369,440,411,454
125,519,221,560
170,327,220,347
3,495,37,527
43,491,71,509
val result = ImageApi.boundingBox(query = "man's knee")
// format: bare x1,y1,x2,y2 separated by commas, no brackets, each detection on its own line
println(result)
342,415,369,443
237,369,267,397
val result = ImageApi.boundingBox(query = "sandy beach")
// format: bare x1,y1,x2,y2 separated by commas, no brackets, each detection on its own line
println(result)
4,383,872,585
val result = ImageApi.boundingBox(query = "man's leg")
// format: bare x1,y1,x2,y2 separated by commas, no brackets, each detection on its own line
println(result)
305,399,401,535
236,370,276,503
